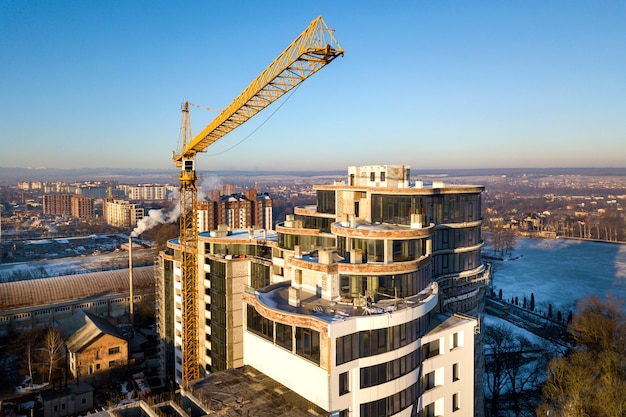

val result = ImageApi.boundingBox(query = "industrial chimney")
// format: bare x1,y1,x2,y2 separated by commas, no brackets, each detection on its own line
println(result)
128,236,134,326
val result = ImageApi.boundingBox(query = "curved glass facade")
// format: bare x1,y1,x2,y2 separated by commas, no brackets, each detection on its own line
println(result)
246,304,321,366
340,267,431,299
359,349,419,389
371,193,481,225
337,237,426,264
278,232,336,252
335,316,428,366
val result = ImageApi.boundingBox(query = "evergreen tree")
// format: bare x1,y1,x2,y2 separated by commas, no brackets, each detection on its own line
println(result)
530,293,535,312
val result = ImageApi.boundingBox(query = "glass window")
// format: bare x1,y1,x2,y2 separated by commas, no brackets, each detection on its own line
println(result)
296,327,320,364
339,372,349,395
452,332,459,349
453,392,460,411
336,319,424,365
425,402,435,417
425,371,435,390
251,262,270,289
424,339,440,359
359,382,418,416
246,305,273,342
276,322,293,351
316,190,336,214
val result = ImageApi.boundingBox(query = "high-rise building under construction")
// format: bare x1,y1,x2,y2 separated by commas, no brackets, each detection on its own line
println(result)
158,164,488,416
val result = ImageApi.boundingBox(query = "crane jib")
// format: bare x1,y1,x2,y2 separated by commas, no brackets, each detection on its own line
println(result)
173,16,343,164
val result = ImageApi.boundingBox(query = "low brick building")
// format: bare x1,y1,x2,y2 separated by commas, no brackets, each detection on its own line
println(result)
65,312,128,378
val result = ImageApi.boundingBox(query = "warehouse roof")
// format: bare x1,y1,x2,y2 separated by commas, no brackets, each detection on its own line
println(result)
0,266,155,311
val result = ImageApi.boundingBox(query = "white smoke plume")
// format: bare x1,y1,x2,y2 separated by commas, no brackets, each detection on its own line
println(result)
198,176,223,202
131,204,180,237
130,176,222,238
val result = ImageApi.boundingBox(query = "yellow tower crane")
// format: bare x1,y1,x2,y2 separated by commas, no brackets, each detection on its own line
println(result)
172,16,343,384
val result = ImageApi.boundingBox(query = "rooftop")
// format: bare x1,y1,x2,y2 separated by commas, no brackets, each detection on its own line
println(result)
187,365,328,417
66,311,126,352
314,182,484,192
255,281,437,321
427,312,478,333
198,228,278,243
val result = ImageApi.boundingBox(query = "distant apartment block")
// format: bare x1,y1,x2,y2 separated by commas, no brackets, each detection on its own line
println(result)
43,194,72,216
119,184,167,200
222,183,236,195
198,189,273,232
255,192,273,230
17,181,42,190
71,195,95,218
103,198,144,228
43,194,94,218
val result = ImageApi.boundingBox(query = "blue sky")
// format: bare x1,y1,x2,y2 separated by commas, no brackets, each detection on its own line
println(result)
1,1,624,171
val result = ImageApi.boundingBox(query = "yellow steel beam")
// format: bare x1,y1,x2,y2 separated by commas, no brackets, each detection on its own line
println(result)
173,16,343,166
179,103,200,384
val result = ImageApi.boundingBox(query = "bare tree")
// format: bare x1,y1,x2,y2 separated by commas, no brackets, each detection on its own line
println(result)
44,327,64,382
484,323,513,416
504,335,549,417
485,323,550,416
490,222,506,256
10,327,46,385
25,342,34,387
502,228,517,256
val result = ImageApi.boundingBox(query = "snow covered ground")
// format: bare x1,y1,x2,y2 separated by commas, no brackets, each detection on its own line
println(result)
487,237,626,313
483,313,556,348
0,248,157,282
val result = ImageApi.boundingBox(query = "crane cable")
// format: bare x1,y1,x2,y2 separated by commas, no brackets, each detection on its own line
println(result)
206,82,303,157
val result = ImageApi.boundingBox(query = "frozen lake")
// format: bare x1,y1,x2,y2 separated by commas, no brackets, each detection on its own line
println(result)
487,237,626,313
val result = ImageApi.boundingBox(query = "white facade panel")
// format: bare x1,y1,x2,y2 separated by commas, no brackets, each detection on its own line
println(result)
244,331,330,410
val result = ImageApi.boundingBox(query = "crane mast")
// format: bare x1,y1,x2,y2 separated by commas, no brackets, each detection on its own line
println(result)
175,16,343,384
178,101,200,384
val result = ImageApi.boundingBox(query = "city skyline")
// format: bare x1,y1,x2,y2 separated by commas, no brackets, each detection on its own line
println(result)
1,1,625,171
